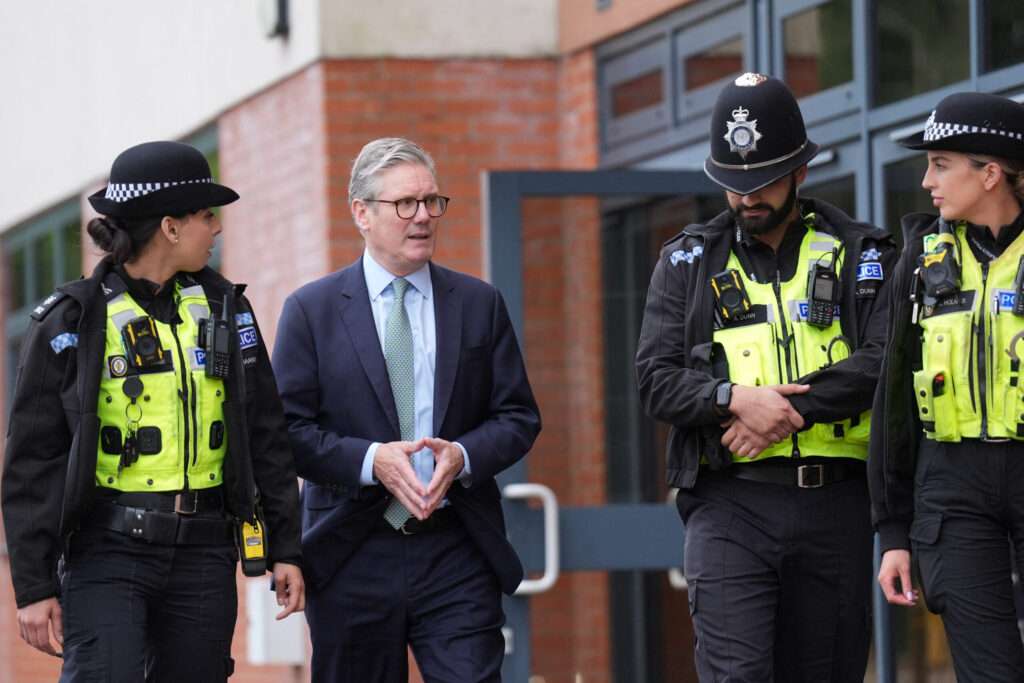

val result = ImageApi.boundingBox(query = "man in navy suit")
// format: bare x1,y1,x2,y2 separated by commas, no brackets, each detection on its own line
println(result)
272,137,541,682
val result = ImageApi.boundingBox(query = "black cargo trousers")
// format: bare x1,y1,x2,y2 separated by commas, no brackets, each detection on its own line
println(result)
676,468,874,682
912,439,1024,683
58,504,238,682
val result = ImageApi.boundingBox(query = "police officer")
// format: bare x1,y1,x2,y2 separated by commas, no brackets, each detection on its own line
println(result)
2,141,304,681
636,73,896,681
872,92,1024,681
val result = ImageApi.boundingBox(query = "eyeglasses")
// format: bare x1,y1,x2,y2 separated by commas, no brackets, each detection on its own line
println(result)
365,195,451,219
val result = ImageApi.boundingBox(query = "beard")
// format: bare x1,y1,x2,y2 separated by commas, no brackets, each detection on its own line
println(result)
731,175,798,236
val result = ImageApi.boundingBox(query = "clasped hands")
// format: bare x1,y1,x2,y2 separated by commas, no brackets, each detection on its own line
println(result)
720,383,810,459
372,437,463,520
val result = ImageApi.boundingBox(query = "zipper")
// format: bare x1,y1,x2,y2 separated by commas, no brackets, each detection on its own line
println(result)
772,269,800,457
978,261,990,439
967,315,977,413
170,309,192,491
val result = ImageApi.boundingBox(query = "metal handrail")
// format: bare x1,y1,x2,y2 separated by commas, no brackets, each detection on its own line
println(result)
504,483,560,595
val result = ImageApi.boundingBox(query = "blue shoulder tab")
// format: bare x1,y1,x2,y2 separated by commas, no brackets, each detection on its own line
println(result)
30,291,67,321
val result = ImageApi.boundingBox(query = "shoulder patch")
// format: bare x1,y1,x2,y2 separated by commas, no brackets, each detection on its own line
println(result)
670,245,704,266
50,332,78,354
235,312,254,327
30,291,67,321
860,247,881,262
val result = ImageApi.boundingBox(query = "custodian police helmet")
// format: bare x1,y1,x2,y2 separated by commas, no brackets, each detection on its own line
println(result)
704,73,819,195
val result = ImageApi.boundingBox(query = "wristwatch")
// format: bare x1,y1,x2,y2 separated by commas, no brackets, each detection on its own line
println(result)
713,381,733,417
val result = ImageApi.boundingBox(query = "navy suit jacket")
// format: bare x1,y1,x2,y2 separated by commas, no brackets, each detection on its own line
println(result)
272,258,541,595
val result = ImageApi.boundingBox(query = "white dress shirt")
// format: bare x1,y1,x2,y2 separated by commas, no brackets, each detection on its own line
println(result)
359,250,471,492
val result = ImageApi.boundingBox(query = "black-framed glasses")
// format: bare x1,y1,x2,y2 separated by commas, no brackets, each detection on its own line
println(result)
365,195,450,219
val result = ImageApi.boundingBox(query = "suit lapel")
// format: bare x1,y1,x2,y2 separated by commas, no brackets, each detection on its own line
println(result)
431,263,461,435
337,261,400,437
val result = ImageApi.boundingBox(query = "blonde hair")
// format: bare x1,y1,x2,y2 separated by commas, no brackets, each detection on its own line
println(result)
967,154,1024,203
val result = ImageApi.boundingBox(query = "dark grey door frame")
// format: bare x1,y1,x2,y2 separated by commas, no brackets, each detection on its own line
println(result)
486,169,712,682
483,169,894,683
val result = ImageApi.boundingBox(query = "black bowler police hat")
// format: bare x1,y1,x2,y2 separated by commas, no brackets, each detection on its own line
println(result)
88,141,239,219
899,92,1024,160
704,73,819,195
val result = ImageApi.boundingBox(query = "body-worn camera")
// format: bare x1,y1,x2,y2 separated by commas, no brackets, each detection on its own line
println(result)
919,223,960,301
710,269,752,323
122,316,169,370
806,253,839,328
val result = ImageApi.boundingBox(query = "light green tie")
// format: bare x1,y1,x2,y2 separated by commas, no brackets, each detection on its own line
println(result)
383,278,416,529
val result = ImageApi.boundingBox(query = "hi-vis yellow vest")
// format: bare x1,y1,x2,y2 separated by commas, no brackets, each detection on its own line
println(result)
96,282,227,491
914,223,1024,441
712,218,870,463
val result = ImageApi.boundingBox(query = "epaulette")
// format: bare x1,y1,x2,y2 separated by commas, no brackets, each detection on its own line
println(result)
30,291,67,321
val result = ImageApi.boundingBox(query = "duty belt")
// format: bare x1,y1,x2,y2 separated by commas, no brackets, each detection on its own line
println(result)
87,500,233,545
98,487,224,515
725,460,865,489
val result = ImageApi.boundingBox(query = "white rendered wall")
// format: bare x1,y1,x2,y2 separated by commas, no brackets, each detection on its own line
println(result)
0,0,558,232
320,0,558,58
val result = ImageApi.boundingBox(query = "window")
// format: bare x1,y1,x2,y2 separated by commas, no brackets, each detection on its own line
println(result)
601,39,669,146
4,200,81,401
805,174,856,219
674,4,751,123
684,35,743,92
783,0,853,99
882,155,930,240
611,70,664,118
874,0,970,106
983,0,1024,74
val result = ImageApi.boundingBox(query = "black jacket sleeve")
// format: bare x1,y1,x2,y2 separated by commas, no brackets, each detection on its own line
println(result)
2,302,78,608
240,297,302,567
868,245,921,552
788,239,900,423
635,239,723,428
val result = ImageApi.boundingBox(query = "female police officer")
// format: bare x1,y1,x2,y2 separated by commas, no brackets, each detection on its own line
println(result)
871,92,1024,681
2,141,304,680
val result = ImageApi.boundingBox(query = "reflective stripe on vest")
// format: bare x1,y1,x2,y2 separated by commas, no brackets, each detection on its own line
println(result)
915,223,1024,441
712,218,870,462
96,283,227,491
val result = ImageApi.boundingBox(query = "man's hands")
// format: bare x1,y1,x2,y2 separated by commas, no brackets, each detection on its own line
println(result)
423,437,465,516
272,562,306,620
878,549,919,607
17,596,62,657
373,439,428,519
372,438,465,519
721,383,810,458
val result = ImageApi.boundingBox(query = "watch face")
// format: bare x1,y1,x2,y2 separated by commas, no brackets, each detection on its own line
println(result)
716,382,731,409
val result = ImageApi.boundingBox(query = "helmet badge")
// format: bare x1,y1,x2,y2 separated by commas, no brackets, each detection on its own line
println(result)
724,106,762,160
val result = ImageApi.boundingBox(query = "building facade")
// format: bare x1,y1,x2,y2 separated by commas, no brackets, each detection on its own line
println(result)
1,1,1022,681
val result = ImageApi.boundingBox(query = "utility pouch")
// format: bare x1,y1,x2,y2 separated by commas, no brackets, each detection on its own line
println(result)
913,366,959,442
235,509,268,577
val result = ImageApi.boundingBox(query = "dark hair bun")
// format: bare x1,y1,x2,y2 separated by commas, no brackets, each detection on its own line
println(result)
87,216,133,264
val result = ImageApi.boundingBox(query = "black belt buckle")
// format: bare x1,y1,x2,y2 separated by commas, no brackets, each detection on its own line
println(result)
797,464,825,489
399,518,421,536
174,491,199,515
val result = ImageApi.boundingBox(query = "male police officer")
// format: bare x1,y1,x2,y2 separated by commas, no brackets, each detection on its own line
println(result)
636,73,896,681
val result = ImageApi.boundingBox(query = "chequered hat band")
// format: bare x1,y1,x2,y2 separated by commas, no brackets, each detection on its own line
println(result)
923,116,1024,143
103,177,213,203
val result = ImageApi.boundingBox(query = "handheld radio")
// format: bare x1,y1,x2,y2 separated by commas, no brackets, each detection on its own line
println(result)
199,296,231,378
806,249,839,328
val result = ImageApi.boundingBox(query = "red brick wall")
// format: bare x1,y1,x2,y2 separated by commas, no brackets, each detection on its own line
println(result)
522,48,611,683
0,46,608,681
